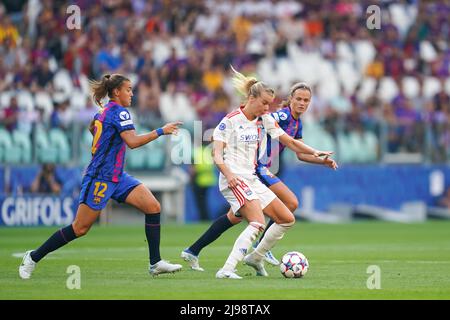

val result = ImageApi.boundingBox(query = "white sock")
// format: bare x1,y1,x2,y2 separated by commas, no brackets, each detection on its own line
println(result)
253,221,294,259
223,222,264,272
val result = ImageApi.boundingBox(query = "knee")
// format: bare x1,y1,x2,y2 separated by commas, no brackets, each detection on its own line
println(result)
286,198,299,213
147,200,161,213
226,210,242,225
286,215,296,225
279,214,295,226
72,224,90,237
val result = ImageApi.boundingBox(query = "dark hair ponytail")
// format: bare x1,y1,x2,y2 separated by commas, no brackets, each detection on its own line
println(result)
89,74,130,107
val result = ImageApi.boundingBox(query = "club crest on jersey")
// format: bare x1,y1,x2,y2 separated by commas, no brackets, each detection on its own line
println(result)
219,122,226,130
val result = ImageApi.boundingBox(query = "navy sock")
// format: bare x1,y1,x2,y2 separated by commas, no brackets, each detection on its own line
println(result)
30,225,77,263
188,214,234,256
259,219,275,242
145,213,161,265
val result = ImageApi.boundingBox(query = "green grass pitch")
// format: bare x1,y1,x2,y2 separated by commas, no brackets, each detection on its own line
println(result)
1,221,450,299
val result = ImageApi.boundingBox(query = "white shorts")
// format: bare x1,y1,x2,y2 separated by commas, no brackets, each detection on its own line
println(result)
219,175,277,216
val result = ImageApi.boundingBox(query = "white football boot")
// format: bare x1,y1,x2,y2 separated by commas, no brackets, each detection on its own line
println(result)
215,268,242,279
181,250,204,271
149,260,182,276
19,250,36,279
253,240,280,266
243,252,268,277
264,250,280,266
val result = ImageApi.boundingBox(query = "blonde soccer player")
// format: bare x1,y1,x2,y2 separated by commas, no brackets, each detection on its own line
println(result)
213,67,333,279
181,82,337,273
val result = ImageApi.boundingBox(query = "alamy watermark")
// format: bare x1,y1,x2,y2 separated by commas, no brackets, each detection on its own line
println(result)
66,265,81,289
366,265,381,289
66,5,81,30
366,5,381,30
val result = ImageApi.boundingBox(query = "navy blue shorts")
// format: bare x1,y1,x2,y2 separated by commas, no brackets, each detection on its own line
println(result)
255,165,281,187
79,172,141,210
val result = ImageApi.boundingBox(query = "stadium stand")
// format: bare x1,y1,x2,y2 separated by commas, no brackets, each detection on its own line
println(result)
0,0,449,223
0,0,448,167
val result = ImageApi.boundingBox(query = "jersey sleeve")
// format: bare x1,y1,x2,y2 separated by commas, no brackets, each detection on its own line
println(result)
111,107,135,133
270,111,280,123
263,114,285,139
271,109,288,127
213,117,232,143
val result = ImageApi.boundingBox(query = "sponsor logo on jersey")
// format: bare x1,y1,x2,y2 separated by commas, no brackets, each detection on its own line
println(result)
120,120,133,126
119,111,131,120
219,122,226,130
239,134,259,142
119,111,133,126
279,112,288,121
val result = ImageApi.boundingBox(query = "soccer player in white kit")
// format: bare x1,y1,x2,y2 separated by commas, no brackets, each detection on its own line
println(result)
213,67,332,279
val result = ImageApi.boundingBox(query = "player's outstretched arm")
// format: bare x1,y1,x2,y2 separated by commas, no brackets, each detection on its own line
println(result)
294,139,338,169
297,153,338,170
120,121,182,149
278,133,332,158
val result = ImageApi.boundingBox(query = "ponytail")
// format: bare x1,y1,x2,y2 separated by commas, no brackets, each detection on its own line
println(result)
230,65,274,99
89,74,130,107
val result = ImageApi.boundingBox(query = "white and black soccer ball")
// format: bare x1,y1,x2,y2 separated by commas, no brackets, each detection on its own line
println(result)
280,251,309,278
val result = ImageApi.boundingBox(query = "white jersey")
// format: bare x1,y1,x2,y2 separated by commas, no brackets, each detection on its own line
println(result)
213,107,285,181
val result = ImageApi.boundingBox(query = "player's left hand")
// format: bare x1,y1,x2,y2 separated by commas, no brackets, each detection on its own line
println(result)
323,156,338,170
162,121,183,135
314,150,333,158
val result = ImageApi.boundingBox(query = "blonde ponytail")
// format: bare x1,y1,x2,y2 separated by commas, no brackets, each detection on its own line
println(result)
230,65,274,99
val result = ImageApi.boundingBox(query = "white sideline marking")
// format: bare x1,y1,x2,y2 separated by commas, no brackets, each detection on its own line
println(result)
12,252,59,260
329,260,450,264
12,247,148,260
12,252,25,258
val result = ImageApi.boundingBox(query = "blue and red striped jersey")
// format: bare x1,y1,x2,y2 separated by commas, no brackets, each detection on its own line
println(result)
259,106,303,168
84,101,135,182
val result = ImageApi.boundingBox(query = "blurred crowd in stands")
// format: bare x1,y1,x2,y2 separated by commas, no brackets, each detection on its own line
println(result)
0,0,450,165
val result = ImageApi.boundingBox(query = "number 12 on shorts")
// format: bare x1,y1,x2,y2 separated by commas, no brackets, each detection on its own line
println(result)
93,182,107,198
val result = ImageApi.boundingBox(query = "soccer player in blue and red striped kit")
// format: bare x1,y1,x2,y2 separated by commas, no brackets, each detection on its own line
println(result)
19,74,183,279
182,82,338,275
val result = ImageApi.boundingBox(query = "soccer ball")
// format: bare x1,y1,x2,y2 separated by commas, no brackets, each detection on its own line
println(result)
280,251,309,278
